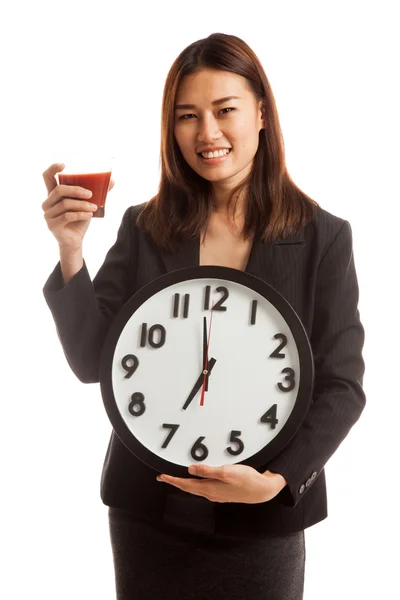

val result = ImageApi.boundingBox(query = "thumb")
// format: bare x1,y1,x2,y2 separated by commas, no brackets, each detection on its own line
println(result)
189,464,228,480
42,162,65,195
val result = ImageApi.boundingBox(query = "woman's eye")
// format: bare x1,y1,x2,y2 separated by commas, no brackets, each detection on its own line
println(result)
178,107,235,121
219,107,235,115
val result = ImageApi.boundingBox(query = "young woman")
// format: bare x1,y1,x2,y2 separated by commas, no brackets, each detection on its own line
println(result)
42,32,365,600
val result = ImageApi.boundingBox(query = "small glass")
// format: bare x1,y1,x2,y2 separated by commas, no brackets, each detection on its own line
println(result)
56,153,114,218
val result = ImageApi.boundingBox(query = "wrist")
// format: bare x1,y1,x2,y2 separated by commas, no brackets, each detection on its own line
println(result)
59,245,83,260
262,469,287,494
59,247,84,285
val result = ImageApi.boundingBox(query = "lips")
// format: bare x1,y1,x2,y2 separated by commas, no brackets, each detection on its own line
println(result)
196,150,232,166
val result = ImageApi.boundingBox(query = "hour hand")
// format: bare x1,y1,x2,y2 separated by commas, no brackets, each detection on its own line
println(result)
182,358,217,410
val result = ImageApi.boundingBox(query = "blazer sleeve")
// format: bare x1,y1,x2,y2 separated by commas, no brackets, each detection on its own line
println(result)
43,206,136,384
267,219,366,507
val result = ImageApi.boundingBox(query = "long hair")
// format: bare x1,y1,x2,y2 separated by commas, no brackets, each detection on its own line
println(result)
137,32,319,252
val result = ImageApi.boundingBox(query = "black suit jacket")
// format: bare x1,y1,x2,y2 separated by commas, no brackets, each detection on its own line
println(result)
43,203,365,536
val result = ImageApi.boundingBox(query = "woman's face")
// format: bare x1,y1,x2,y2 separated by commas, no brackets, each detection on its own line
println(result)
174,68,265,190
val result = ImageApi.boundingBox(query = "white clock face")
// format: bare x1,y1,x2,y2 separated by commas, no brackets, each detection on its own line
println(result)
104,271,312,472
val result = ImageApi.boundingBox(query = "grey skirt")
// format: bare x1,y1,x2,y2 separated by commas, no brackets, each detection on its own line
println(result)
108,493,306,600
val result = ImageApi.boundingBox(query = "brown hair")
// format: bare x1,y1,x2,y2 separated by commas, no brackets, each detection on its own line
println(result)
137,32,319,252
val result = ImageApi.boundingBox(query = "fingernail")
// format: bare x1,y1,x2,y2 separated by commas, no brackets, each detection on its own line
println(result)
83,190,92,197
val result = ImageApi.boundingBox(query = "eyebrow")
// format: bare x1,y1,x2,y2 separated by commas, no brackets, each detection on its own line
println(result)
174,95,241,110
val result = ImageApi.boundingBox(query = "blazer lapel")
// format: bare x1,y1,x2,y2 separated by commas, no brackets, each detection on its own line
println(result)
245,228,306,290
159,235,200,273
159,227,306,292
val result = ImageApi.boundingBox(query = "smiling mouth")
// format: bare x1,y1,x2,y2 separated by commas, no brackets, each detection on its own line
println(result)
197,149,232,161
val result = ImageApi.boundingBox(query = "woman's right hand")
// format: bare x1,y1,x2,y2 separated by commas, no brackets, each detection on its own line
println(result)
41,163,114,252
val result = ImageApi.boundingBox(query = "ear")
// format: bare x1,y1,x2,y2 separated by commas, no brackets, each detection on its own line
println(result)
258,99,266,129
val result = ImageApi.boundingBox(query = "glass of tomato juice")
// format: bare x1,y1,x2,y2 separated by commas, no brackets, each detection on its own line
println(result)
56,153,114,218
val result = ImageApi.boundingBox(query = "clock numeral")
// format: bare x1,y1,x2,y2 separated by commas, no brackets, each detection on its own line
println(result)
260,404,279,429
250,300,258,325
128,392,146,417
161,424,180,448
278,367,296,392
173,293,190,318
204,285,211,310
191,436,209,462
203,285,229,311
140,323,166,348
121,354,139,378
226,430,245,456
270,333,288,358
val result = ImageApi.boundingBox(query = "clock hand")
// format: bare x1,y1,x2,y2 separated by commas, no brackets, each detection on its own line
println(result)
182,357,217,410
203,316,209,391
200,302,214,406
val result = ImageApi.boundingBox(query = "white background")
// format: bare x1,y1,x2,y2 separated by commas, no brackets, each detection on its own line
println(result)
1,1,399,598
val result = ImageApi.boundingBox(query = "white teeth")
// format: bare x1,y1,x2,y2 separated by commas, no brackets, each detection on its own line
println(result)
201,149,231,159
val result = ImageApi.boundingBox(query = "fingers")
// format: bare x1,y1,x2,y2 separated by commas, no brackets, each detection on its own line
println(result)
108,178,115,191
42,163,65,196
44,197,97,221
157,474,212,499
42,183,93,213
46,210,94,231
190,464,227,480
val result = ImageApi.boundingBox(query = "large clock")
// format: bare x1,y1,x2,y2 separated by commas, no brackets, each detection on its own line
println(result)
99,266,314,477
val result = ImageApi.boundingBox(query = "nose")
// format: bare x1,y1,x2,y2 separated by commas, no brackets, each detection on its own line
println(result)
197,114,222,143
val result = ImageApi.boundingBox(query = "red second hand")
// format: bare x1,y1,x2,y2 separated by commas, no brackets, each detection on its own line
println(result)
200,302,214,406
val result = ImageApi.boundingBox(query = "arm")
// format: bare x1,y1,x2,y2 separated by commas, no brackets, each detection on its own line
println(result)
59,247,84,285
43,206,136,384
266,219,366,506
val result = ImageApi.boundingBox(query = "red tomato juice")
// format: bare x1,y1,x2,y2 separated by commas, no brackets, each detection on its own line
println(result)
58,171,112,218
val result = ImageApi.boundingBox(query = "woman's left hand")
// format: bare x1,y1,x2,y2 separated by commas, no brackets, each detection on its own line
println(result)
156,464,287,504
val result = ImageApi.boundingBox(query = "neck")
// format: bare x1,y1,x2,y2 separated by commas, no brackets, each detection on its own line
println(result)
206,199,248,239
211,186,246,217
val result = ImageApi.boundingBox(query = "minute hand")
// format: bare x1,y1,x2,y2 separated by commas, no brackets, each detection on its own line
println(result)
182,358,217,410
203,316,209,391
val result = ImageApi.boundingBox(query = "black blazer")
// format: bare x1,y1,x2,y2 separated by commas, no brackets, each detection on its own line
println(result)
43,203,365,536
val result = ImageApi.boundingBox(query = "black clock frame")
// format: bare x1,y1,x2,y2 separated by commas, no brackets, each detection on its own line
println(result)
100,266,314,477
